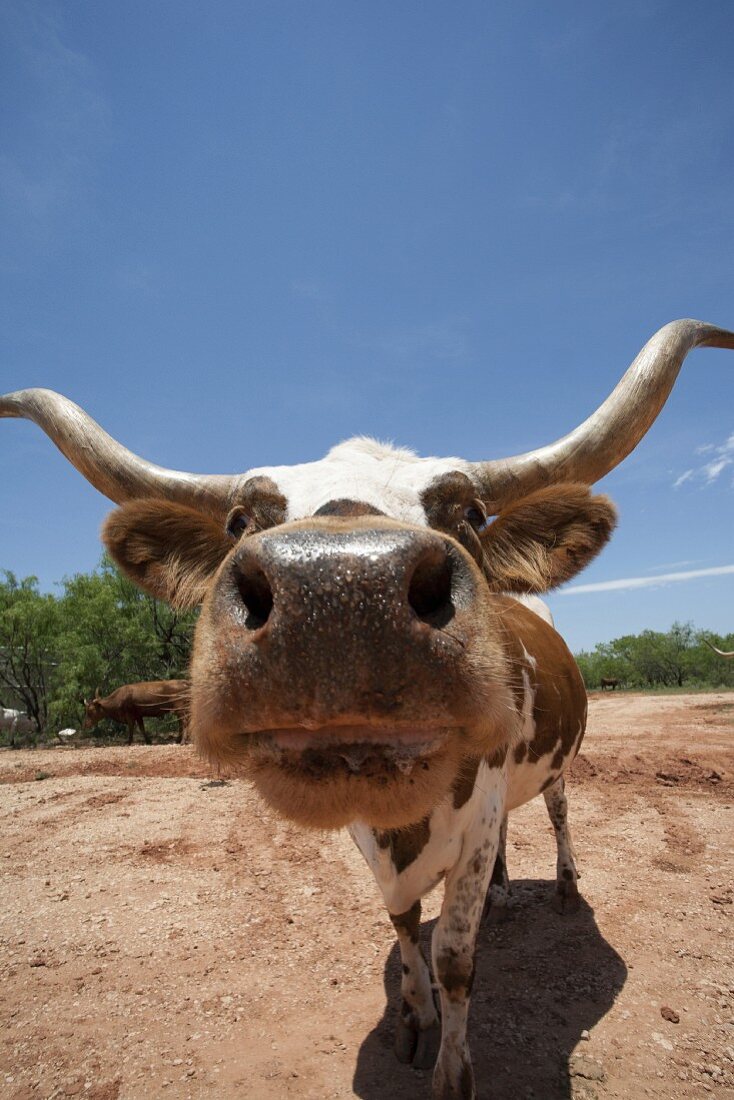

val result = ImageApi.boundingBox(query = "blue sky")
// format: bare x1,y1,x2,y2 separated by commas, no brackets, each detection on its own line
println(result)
1,0,732,652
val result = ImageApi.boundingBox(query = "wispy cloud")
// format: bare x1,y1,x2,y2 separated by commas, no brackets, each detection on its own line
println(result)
559,564,734,597
645,559,699,574
672,432,734,490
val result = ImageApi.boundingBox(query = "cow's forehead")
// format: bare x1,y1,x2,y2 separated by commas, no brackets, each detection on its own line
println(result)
246,437,473,524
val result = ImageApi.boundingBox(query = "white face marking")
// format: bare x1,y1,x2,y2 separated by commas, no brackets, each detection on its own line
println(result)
247,437,473,524
519,641,538,671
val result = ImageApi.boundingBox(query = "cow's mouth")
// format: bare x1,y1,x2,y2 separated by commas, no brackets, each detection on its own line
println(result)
246,724,450,777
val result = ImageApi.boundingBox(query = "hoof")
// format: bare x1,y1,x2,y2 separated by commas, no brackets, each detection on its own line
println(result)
482,886,509,924
414,1021,441,1069
484,900,508,926
394,1013,417,1064
394,1002,441,1069
552,879,580,914
432,1057,476,1099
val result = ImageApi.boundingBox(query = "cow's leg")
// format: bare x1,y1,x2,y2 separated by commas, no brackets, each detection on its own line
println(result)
175,716,184,744
139,717,151,745
126,720,135,745
486,814,509,914
389,900,440,1069
432,789,503,1099
543,776,580,913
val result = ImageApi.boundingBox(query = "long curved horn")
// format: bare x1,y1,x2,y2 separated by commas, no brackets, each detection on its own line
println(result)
472,320,734,512
0,388,240,518
704,639,734,659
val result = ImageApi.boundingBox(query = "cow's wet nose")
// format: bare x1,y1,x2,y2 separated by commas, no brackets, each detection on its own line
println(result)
204,518,482,728
226,523,464,638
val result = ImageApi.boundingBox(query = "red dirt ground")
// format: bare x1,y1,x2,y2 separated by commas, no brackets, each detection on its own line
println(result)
1,692,732,1100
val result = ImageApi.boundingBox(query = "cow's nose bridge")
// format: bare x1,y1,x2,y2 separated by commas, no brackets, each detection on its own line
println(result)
229,523,457,631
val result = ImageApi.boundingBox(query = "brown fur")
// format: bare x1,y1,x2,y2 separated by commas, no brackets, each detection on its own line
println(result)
420,471,487,566
103,502,231,609
480,483,617,592
314,499,386,517
451,757,480,809
390,901,422,944
375,817,433,873
497,597,587,767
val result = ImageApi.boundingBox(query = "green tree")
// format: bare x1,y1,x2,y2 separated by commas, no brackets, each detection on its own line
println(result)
0,572,60,731
575,621,734,692
51,558,197,731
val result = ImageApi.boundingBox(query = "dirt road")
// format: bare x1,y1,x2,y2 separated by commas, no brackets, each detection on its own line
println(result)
1,693,732,1099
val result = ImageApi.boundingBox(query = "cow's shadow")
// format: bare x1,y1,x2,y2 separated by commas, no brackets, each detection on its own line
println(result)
353,879,626,1099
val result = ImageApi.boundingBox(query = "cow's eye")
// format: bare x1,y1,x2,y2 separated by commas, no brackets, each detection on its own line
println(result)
464,502,486,530
225,508,251,540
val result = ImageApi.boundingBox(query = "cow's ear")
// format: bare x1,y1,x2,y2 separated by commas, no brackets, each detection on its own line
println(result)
102,500,232,608
480,483,617,593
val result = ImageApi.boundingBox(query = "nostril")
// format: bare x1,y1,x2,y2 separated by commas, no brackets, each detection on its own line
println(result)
233,560,274,630
408,545,454,627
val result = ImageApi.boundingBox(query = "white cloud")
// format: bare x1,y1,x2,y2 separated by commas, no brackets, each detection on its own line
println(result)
702,456,732,483
559,564,734,596
672,432,734,489
645,559,699,573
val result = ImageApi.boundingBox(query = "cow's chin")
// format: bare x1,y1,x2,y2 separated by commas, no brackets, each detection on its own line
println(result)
198,723,465,830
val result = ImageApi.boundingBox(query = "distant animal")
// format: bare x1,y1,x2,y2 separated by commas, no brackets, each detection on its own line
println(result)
3,318,733,1099
82,681,190,744
56,728,79,744
600,677,621,691
704,639,734,658
0,707,35,744
0,707,22,734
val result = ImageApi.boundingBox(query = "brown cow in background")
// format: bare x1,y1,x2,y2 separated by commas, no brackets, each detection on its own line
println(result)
600,677,621,691
83,680,190,744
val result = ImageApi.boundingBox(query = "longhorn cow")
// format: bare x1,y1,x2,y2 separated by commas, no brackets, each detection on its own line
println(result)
82,680,190,743
2,319,732,1099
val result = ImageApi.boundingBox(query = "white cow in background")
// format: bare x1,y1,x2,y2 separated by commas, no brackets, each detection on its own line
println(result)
0,707,36,743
